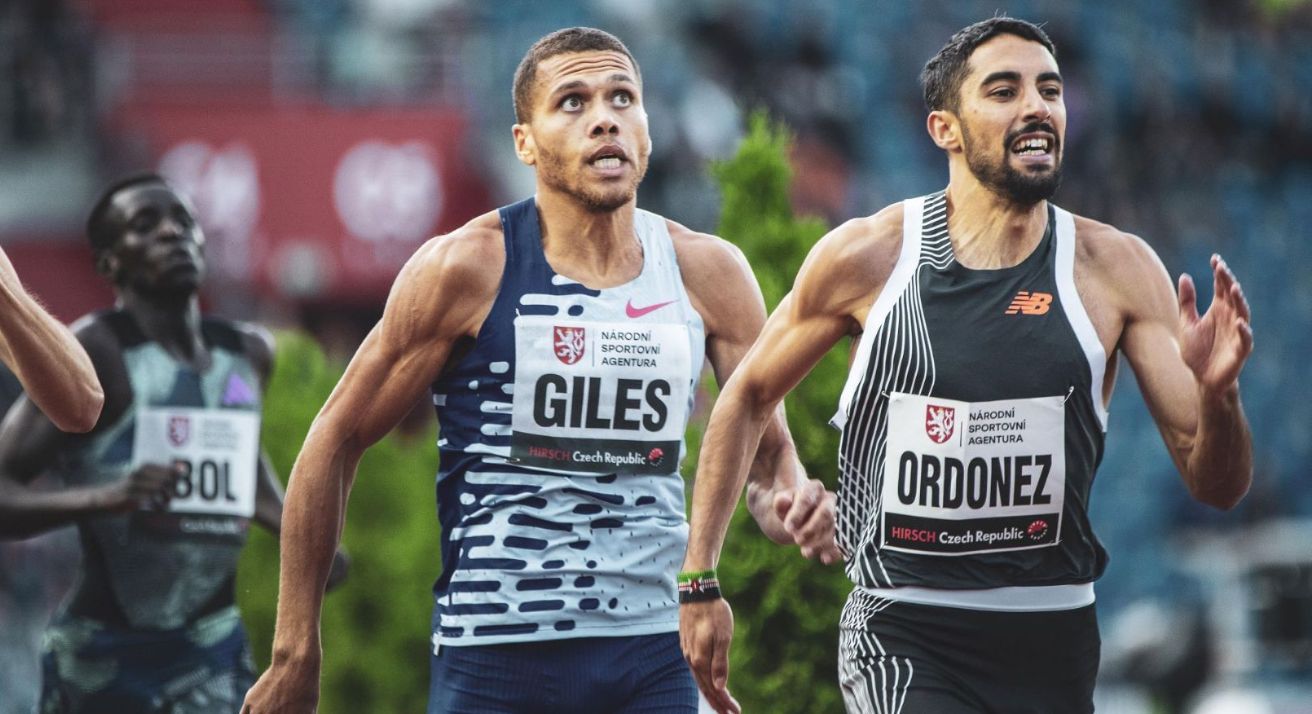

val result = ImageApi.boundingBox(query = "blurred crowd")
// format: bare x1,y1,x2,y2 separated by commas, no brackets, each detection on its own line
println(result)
0,0,1309,711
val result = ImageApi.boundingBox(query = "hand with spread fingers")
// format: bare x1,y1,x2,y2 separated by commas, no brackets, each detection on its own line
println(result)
773,478,842,565
1178,254,1254,393
680,596,741,714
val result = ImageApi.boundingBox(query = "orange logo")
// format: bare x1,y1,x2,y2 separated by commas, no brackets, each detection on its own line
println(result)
1005,291,1052,315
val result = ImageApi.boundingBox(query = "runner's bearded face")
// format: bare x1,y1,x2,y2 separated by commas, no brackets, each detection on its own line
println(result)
105,184,207,295
524,51,650,212
956,34,1066,206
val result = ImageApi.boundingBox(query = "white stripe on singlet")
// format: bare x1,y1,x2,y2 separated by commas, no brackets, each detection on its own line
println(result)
1052,206,1110,430
831,197,927,430
855,582,1095,612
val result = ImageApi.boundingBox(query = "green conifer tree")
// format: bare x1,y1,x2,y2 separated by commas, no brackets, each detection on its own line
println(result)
687,112,852,713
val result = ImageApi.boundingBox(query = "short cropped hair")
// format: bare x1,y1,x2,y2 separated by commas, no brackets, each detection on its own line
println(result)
86,173,171,254
921,17,1057,112
512,27,640,124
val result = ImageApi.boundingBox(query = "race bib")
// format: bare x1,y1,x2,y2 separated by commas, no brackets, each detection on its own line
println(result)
509,317,692,474
132,407,260,518
880,393,1065,556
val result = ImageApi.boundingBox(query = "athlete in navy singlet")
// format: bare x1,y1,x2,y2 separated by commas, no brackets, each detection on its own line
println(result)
0,175,346,714
243,27,838,714
682,17,1254,714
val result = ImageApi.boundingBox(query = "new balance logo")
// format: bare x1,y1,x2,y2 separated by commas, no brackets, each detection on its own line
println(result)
1005,291,1053,315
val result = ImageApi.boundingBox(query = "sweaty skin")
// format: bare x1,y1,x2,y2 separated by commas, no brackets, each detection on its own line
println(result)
680,33,1252,714
241,48,838,714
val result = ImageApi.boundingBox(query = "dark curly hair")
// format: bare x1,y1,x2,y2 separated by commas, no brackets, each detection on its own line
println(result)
921,17,1056,113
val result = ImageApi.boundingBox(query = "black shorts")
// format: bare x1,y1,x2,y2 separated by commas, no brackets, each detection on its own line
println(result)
838,590,1099,714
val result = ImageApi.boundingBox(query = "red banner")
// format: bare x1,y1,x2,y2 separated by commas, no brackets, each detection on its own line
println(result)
109,103,492,302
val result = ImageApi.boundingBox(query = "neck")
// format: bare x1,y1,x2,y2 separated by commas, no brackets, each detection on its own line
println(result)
944,161,1049,270
118,289,207,366
534,187,642,288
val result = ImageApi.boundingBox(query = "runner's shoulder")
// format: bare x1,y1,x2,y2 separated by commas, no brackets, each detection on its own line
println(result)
664,218,750,282
400,211,505,298
793,203,904,308
208,319,275,378
379,211,504,343
63,312,137,428
69,311,132,367
1071,214,1167,286
1071,214,1160,266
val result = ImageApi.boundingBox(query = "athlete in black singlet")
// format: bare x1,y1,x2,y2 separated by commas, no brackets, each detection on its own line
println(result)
681,17,1254,714
0,175,346,714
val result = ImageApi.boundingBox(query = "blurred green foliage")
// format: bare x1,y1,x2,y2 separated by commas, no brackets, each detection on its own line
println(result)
236,112,853,712
695,111,852,714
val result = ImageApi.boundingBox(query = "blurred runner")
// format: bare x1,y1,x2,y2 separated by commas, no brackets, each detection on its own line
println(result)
0,174,346,714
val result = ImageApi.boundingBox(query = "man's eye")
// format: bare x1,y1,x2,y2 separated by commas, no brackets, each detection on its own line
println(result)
992,88,1015,98
562,96,582,110
614,91,632,107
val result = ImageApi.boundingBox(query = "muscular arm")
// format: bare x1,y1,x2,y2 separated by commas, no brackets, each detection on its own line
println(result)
678,209,901,714
680,210,898,574
1090,223,1253,509
243,217,502,713
0,248,103,432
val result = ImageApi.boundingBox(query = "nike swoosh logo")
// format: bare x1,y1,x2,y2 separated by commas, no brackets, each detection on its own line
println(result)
625,299,677,318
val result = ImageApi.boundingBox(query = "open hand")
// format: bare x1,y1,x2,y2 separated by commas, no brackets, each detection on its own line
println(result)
1178,254,1253,392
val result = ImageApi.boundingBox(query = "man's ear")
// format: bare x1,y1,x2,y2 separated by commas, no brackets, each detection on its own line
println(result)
927,109,962,152
512,123,537,166
95,252,118,281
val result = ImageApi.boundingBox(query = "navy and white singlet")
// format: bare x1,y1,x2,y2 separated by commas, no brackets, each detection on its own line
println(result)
429,198,706,647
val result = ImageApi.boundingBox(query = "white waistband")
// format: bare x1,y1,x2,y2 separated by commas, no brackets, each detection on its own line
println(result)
857,583,1095,612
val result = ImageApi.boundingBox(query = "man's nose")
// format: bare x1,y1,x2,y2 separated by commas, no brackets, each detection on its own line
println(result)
1021,88,1054,125
588,106,620,137
156,217,190,243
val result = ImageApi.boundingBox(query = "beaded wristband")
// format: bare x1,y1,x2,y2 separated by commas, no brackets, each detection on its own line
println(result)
677,569,722,604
